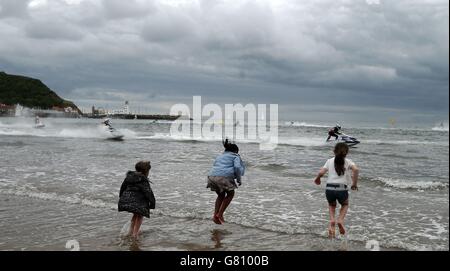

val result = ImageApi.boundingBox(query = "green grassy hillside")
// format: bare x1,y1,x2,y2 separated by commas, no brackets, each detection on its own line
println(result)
0,71,79,112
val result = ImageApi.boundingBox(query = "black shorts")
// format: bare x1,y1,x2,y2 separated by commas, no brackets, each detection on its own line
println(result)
325,190,349,206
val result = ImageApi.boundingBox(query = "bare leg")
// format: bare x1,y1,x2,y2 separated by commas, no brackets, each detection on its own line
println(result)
218,191,235,223
213,192,225,224
337,201,349,235
132,215,144,239
328,204,337,238
129,214,137,236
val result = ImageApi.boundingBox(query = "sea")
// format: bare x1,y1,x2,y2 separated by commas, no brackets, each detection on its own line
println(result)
0,117,448,251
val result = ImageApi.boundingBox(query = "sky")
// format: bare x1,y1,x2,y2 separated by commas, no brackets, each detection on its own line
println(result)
0,0,448,126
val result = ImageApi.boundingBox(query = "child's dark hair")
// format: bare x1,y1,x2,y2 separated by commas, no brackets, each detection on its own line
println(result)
223,139,239,154
135,161,151,175
334,143,349,176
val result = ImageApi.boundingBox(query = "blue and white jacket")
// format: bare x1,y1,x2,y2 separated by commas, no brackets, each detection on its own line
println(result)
209,151,246,182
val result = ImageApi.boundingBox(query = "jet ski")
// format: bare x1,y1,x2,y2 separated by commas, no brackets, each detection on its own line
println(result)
330,133,360,147
108,129,124,141
104,125,124,141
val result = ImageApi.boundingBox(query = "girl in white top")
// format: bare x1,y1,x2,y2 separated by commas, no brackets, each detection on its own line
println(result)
314,143,359,238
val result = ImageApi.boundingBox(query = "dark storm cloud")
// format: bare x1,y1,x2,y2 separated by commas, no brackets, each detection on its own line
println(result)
0,0,448,124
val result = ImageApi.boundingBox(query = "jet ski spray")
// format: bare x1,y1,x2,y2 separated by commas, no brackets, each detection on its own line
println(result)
34,115,45,129
102,118,124,141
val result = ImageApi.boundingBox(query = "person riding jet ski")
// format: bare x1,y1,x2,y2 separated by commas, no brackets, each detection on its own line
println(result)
103,118,115,132
327,124,342,141
34,116,45,128
101,118,124,140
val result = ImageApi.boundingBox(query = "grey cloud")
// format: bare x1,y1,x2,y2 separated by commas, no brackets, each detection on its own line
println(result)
68,0,106,28
0,0,30,18
0,0,448,125
25,19,84,40
141,9,196,43
102,0,154,20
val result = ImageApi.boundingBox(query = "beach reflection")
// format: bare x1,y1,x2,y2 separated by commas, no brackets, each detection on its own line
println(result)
211,229,232,249
129,239,142,251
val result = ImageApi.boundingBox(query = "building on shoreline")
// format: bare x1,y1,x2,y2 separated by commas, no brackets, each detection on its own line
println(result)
87,101,180,121
0,101,179,121
0,104,15,116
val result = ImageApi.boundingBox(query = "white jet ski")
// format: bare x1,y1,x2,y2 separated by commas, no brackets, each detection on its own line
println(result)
102,119,124,141
336,133,360,147
328,133,360,147
107,127,124,141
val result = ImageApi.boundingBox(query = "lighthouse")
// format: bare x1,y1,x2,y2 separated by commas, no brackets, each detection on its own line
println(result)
124,101,130,115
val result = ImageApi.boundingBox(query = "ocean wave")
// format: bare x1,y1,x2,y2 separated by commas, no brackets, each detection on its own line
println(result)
371,177,448,190
140,132,446,147
252,163,290,171
141,133,327,147
364,139,445,146
0,188,117,210
283,121,329,128
432,127,449,132
351,150,430,160
0,141,28,147
152,120,176,124
2,125,445,148
0,125,137,140
144,133,446,148
143,133,222,142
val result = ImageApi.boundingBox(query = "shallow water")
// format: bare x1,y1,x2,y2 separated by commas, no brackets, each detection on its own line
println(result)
0,117,448,251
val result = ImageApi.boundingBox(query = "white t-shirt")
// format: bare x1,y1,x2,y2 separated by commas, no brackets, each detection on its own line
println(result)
322,157,355,185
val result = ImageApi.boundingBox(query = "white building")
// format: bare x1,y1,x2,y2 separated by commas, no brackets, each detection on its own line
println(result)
123,101,130,115
111,101,130,115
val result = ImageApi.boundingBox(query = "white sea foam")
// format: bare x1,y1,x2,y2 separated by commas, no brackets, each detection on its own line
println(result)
0,188,117,210
283,121,329,128
364,139,445,146
432,126,449,132
373,177,448,190
140,133,328,147
0,122,137,140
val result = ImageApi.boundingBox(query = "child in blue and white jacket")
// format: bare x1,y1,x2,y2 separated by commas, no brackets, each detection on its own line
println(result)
207,139,245,224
